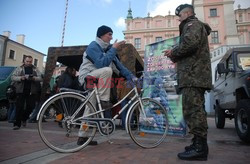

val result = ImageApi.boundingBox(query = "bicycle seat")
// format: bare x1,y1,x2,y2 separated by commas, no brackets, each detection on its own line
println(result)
59,87,88,96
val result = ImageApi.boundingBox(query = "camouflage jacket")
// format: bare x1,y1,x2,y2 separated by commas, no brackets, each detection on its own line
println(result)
11,65,42,94
170,16,212,90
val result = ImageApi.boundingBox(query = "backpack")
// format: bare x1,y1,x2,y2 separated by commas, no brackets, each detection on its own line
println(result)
6,85,16,100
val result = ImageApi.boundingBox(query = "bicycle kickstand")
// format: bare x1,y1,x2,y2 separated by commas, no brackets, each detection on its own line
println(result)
106,128,113,144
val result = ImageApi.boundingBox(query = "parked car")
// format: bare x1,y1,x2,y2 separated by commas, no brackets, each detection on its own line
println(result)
0,66,16,120
213,47,250,143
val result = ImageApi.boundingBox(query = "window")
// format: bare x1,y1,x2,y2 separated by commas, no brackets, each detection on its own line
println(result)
155,37,162,42
156,20,163,27
211,31,219,44
146,37,150,45
210,8,217,17
134,38,141,49
135,22,141,28
22,55,27,62
165,33,175,38
0,67,16,81
147,21,150,28
9,50,15,59
168,19,171,27
127,23,130,30
34,59,38,67
239,33,244,44
215,69,219,81
237,53,250,70
239,14,243,22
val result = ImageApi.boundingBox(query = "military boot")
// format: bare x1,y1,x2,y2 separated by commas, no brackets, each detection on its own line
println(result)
185,136,209,154
184,136,195,151
178,136,208,161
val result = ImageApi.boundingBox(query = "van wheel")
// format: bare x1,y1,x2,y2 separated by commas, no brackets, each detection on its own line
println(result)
0,102,8,121
235,100,250,143
215,104,225,129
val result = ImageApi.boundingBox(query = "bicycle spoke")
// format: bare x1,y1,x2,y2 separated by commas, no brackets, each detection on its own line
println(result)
127,98,168,148
38,92,97,153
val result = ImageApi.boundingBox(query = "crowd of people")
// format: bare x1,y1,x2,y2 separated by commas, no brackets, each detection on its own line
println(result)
6,54,78,124
6,3,212,161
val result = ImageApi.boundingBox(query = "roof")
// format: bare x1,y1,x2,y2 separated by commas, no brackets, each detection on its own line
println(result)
220,47,250,63
0,34,46,56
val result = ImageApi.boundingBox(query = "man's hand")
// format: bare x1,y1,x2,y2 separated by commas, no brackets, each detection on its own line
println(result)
163,49,172,57
112,39,126,49
21,76,26,81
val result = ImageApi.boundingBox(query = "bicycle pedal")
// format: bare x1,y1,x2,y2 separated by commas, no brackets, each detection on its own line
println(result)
108,140,114,144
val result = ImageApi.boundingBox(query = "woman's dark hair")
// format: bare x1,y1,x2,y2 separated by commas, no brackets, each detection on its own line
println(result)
65,67,74,74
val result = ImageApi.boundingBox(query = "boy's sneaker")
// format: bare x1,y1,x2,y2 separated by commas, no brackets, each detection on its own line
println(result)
28,119,37,123
13,126,20,130
22,121,26,127
77,137,98,146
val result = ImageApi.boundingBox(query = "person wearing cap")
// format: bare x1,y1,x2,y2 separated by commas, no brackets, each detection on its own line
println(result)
77,25,135,145
163,4,212,161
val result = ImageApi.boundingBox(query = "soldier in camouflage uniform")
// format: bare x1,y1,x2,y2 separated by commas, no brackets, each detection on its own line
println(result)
164,4,212,161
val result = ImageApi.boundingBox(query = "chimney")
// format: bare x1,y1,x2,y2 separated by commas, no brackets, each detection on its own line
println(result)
3,31,11,38
16,34,25,44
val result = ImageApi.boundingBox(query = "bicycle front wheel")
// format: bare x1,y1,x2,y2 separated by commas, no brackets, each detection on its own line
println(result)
127,98,168,148
37,92,97,153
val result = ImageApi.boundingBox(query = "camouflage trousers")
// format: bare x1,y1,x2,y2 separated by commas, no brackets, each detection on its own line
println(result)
181,87,208,139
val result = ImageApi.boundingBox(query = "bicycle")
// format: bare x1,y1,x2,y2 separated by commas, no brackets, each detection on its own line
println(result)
37,75,168,153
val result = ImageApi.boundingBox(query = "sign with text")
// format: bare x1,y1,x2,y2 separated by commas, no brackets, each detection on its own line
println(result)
142,37,186,136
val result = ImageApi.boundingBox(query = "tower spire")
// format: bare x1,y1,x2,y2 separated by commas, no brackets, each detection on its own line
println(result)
127,1,133,19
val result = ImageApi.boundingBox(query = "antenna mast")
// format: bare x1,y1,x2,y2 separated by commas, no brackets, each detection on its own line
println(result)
61,0,69,47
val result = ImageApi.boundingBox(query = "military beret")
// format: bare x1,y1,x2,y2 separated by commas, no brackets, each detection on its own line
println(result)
175,4,194,16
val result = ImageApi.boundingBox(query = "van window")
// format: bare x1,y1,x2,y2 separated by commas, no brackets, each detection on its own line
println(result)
226,55,234,70
237,53,250,70
215,69,218,81
0,67,15,81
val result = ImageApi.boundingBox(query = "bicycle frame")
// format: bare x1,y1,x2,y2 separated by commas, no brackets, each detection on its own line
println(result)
37,77,169,152
63,82,147,134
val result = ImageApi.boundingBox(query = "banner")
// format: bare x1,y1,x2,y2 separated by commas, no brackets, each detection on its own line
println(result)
142,37,186,136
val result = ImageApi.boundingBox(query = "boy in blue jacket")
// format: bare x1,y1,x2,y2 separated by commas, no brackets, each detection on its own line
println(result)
78,25,135,145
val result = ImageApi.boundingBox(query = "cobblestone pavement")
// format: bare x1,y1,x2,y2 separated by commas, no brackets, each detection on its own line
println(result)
0,117,249,164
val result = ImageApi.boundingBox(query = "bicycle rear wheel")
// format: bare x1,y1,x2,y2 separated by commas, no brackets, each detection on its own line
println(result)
37,92,97,153
127,98,168,148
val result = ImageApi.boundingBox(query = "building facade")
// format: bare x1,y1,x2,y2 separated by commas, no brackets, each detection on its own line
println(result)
123,0,250,114
124,9,180,57
235,5,250,45
0,31,45,72
124,0,250,58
